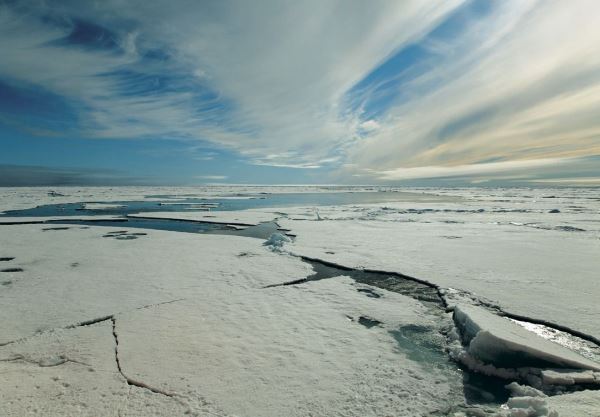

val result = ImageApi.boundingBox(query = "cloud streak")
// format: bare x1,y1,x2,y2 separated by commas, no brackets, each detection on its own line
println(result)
0,1,462,165
1,0,599,185
346,0,600,182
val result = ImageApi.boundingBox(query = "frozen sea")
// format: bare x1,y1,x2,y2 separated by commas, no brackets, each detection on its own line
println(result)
0,186,599,416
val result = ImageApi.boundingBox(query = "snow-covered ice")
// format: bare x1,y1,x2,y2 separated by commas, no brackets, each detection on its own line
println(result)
114,278,461,417
278,212,600,340
0,222,461,416
80,203,127,210
128,210,279,226
1,186,599,416
452,304,600,372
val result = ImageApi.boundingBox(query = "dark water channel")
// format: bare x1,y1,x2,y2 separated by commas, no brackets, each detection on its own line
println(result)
39,218,282,240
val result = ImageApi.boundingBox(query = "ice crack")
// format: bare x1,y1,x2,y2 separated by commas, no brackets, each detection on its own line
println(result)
110,317,177,399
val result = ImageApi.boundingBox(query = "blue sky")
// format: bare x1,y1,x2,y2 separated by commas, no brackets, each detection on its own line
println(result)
1,0,599,186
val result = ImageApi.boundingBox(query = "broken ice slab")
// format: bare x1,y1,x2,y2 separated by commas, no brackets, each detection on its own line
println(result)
541,369,599,385
453,305,600,371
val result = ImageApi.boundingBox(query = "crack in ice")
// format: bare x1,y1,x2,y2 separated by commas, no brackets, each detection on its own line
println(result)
110,317,177,399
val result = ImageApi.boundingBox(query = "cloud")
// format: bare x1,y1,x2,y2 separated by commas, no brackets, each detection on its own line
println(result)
2,0,599,185
359,119,380,133
0,0,463,168
195,175,228,180
344,0,600,182
530,178,600,184
376,157,568,181
0,164,147,186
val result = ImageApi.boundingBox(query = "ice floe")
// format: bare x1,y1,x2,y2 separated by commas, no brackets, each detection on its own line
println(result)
1,186,599,416
278,218,600,341
80,203,127,210
452,304,600,372
0,223,461,416
128,209,278,226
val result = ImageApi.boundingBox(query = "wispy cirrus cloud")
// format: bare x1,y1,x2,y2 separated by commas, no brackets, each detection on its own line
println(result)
1,0,599,185
345,0,600,183
0,0,463,169
196,175,228,181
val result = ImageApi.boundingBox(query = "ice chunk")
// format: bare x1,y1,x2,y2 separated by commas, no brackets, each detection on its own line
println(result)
505,382,546,398
453,305,600,371
263,232,291,251
80,203,126,210
505,396,556,417
129,209,277,226
540,369,598,385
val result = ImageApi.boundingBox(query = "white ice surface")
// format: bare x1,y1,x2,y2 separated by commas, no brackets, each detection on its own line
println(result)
0,224,311,343
453,305,600,371
128,210,279,226
2,186,600,416
545,389,600,416
0,322,201,416
499,389,600,417
278,215,600,340
114,278,458,417
80,203,127,210
0,223,460,416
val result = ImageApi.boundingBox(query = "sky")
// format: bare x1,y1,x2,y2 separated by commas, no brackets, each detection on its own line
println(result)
1,0,599,186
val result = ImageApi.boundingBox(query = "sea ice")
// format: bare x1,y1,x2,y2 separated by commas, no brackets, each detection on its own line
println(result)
80,203,127,210
278,217,600,340
0,222,461,416
128,209,278,226
453,304,600,372
263,232,292,251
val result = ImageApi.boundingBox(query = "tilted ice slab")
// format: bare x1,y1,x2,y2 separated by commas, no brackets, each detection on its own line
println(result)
128,209,279,226
453,304,600,371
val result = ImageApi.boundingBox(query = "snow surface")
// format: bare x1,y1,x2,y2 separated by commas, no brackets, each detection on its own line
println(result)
545,390,600,416
114,278,460,417
2,186,599,416
0,322,199,416
494,388,600,417
128,209,278,226
276,190,600,341
0,224,311,343
0,223,461,416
